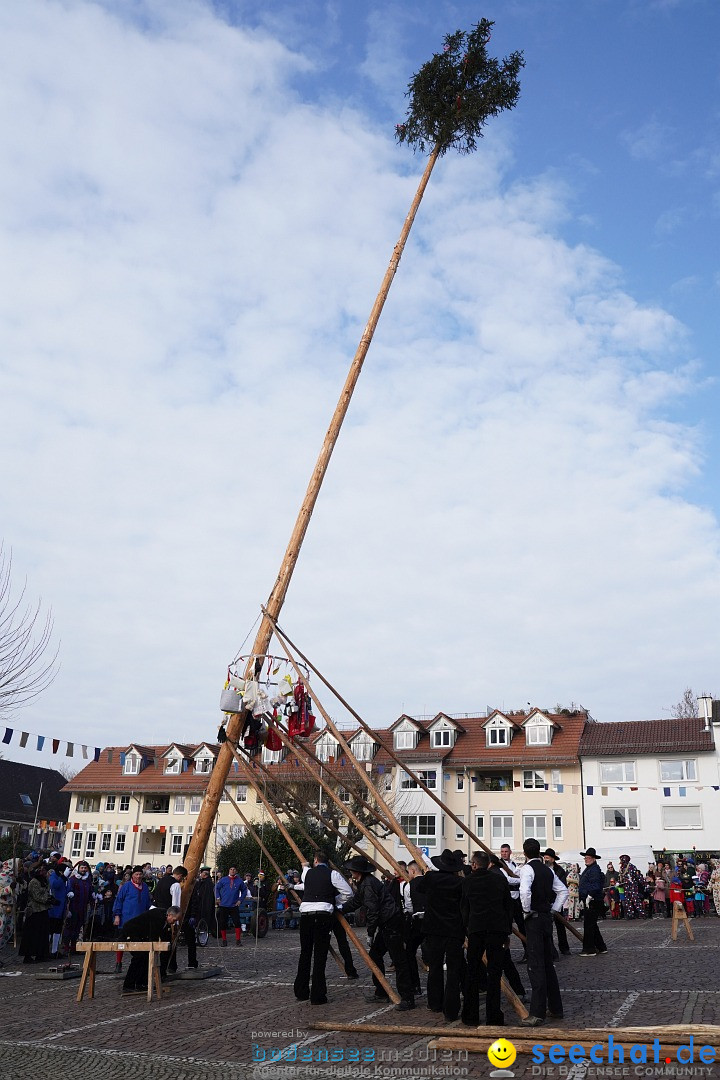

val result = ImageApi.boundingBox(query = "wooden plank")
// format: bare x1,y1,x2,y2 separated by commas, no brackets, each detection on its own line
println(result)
310,1020,720,1040
76,949,93,1002
77,942,169,952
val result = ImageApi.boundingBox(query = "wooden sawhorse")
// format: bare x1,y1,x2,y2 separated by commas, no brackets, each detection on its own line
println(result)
671,900,695,941
76,941,170,1002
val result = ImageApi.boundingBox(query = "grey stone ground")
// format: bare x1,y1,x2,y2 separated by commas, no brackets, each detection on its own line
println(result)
1,914,718,1080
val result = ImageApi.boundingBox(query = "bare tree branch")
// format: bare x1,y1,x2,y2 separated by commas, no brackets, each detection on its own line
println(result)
0,544,59,716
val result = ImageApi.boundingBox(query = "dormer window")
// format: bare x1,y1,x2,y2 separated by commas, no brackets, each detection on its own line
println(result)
352,737,374,762
124,753,139,775
485,719,511,747
164,757,180,774
262,744,283,765
315,735,337,763
432,728,453,748
195,757,212,774
525,723,551,746
394,729,416,751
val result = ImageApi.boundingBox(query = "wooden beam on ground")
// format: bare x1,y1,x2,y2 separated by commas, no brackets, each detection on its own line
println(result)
310,1020,720,1041
427,1037,697,1055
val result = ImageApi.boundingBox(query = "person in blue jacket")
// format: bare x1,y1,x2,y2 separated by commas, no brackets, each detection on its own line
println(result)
578,847,608,957
48,860,70,957
214,866,247,947
112,866,151,973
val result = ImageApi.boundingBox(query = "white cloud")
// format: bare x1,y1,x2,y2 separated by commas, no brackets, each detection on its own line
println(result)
0,0,718,767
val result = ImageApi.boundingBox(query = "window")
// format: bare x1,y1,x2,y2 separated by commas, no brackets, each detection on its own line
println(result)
174,796,186,814
124,753,139,775
19,793,33,807
553,813,563,841
659,760,697,782
399,815,436,848
85,832,97,858
456,772,465,792
262,746,283,764
662,805,702,829
171,834,183,854
486,723,510,747
394,729,416,750
105,795,116,812
115,832,126,853
523,770,545,790
77,796,100,813
523,814,547,842
100,833,112,852
455,814,465,841
525,723,551,746
603,807,639,829
315,737,337,762
432,729,452,748
475,814,484,838
352,738,374,762
71,832,83,858
236,785,247,803
338,787,351,804
220,788,229,803
195,757,212,774
400,770,436,790
119,796,130,813
599,761,636,783
190,796,202,814
473,771,512,792
491,815,513,841
164,757,180,774
143,796,170,813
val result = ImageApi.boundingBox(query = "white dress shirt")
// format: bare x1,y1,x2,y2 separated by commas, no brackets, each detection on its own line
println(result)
519,860,568,914
298,862,353,914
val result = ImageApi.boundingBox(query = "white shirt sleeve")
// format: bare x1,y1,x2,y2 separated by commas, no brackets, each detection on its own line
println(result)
551,870,569,913
170,881,182,907
330,869,353,909
519,862,534,914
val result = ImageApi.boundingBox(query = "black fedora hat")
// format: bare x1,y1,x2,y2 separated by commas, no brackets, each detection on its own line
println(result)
543,848,559,860
430,848,465,873
343,855,375,874
580,847,601,859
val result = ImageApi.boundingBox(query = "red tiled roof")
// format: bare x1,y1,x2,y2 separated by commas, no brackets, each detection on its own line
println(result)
63,746,218,793
579,717,715,757
444,712,586,767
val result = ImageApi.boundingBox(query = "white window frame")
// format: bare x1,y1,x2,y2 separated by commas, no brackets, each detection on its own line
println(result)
114,832,126,853
523,770,545,790
164,757,180,775
475,814,484,839
491,815,513,841
455,814,465,841
189,796,202,814
85,831,97,858
338,787,351,804
195,756,213,774
100,832,112,852
236,785,247,803
599,760,636,784
123,753,140,776
394,729,416,751
432,728,453,748
171,834,183,854
551,770,562,790
662,805,702,829
525,723,552,746
105,795,116,812
174,796,186,813
352,737,374,762
659,759,697,782
523,814,547,842
400,769,436,790
456,772,465,792
71,831,83,859
399,814,437,849
486,721,510,747
315,736,337,763
553,813,563,841
603,806,639,830
119,795,130,813
261,746,283,765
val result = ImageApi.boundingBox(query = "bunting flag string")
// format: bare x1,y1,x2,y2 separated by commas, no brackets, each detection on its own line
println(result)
0,723,100,763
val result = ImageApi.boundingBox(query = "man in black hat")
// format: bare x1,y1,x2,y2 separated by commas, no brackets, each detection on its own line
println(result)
461,851,513,1026
518,838,567,1027
578,847,608,957
293,850,352,1006
414,849,465,1021
120,905,181,994
543,849,571,956
342,855,415,1011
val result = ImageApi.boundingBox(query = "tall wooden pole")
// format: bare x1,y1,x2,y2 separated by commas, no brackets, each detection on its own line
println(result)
183,146,441,895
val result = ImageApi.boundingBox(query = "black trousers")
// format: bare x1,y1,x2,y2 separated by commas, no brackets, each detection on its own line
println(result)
582,898,607,954
553,912,570,952
525,912,562,1020
511,897,527,955
404,914,424,992
294,912,333,1004
462,930,506,1026
332,918,357,976
123,950,150,990
166,922,197,973
370,917,415,1004
423,934,464,1021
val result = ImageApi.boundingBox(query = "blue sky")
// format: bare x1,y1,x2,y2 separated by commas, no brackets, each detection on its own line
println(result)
0,0,718,767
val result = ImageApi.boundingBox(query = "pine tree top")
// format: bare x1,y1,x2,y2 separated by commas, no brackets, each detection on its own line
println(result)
395,20,525,156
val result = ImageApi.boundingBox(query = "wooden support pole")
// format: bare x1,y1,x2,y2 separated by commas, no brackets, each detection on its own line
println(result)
269,619,491,856
184,146,441,895
271,626,427,869
226,746,398,1001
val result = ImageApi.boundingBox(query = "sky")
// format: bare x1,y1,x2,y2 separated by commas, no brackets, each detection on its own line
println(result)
1,0,719,769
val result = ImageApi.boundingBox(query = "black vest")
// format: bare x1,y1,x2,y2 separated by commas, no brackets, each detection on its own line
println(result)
153,874,174,910
302,864,337,906
529,859,554,913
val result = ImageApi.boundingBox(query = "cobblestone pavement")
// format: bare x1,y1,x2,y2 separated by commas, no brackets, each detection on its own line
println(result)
1,916,719,1079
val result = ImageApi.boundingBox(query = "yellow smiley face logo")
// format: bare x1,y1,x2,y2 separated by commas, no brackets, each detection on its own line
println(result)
488,1039,517,1070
